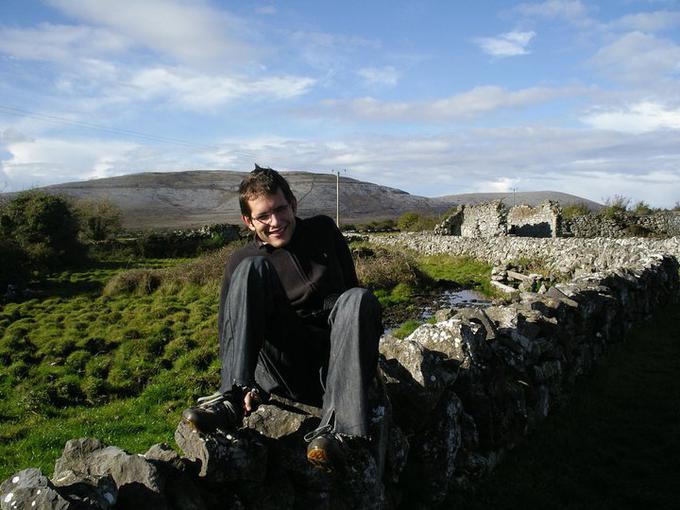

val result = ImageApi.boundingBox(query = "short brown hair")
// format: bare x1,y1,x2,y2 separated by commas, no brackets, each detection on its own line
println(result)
238,165,296,217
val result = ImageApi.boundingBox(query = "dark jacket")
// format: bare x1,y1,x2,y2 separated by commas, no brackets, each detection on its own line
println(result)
218,215,358,334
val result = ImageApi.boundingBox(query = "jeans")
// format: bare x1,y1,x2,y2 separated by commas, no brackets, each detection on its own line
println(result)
218,256,382,437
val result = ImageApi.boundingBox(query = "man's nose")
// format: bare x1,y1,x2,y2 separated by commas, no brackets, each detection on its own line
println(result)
269,210,284,226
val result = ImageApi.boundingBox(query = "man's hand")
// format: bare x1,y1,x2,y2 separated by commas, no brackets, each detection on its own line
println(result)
243,388,261,415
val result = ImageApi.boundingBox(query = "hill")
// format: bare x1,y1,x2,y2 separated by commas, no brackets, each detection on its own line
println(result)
0,170,600,230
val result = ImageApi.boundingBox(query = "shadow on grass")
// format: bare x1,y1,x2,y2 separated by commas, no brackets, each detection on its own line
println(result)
18,259,171,300
445,302,680,510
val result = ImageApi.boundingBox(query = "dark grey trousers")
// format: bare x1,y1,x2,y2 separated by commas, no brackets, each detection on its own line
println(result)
218,256,382,437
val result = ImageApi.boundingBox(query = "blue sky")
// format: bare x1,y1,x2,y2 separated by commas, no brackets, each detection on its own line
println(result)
1,0,679,207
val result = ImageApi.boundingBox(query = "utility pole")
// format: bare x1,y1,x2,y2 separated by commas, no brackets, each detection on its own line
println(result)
334,169,347,227
511,187,517,207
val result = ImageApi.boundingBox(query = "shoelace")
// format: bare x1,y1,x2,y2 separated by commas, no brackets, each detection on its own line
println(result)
196,391,224,405
303,423,334,443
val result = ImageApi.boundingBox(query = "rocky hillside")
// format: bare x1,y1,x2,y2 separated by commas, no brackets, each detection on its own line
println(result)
0,170,600,230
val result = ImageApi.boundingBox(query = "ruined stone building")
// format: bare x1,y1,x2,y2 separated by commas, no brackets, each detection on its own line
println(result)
435,200,562,238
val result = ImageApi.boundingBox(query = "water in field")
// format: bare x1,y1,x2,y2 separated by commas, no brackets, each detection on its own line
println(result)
417,288,491,321
382,287,492,329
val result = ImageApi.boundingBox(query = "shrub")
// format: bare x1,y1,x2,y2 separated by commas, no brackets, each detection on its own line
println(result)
74,198,122,241
631,201,653,216
354,247,424,290
0,191,85,272
562,202,591,219
0,239,29,290
103,269,163,296
397,211,439,232
102,243,238,296
601,195,630,219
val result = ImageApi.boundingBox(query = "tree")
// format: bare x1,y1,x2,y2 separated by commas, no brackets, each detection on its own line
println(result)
0,191,84,272
74,197,123,241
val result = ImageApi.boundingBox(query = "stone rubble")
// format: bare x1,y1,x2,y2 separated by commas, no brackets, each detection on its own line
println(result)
2,240,678,509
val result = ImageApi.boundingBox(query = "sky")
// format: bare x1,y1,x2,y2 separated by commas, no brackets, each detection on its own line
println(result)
1,0,679,207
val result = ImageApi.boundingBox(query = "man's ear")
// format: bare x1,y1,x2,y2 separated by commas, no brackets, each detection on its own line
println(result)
290,197,298,215
241,215,256,231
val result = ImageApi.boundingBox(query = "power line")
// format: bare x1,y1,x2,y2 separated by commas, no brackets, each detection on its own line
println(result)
0,104,256,158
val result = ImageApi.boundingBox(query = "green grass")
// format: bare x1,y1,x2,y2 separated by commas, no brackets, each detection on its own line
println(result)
0,246,500,480
0,258,221,480
417,254,495,295
445,302,680,509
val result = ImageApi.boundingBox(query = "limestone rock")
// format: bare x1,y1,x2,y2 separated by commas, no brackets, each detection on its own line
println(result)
401,390,464,508
1,469,70,510
53,437,166,509
174,422,268,484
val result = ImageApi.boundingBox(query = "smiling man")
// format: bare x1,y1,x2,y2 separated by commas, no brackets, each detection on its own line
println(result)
182,165,383,471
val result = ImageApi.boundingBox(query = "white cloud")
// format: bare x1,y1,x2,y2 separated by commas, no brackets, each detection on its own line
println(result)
477,177,521,193
209,127,680,207
1,138,140,188
515,0,594,26
47,0,258,67
0,23,131,62
126,67,315,110
611,10,680,33
474,31,536,57
286,30,381,73
581,101,680,132
4,127,680,208
590,31,680,84
357,66,399,87
317,85,579,121
0,128,34,144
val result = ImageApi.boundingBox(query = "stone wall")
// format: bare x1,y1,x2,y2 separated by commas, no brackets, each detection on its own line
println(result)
437,204,680,239
368,233,680,277
460,201,506,238
507,202,561,238
563,211,680,238
3,236,679,509
637,211,680,236
436,201,562,238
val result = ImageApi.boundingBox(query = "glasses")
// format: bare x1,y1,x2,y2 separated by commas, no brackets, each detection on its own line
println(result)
251,204,291,224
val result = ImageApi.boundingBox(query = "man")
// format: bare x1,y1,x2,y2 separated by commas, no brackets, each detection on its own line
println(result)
183,165,382,471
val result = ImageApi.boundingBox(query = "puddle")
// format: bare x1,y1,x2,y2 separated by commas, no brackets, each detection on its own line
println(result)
418,289,492,321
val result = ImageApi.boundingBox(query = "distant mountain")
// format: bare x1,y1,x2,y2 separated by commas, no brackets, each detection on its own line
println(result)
431,191,602,209
0,170,600,230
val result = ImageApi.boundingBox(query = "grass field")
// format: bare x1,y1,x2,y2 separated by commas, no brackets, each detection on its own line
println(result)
445,301,680,509
0,245,496,480
7,246,674,508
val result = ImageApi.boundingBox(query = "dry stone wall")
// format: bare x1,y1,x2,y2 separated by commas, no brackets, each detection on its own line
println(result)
507,202,561,238
460,201,507,238
3,235,679,509
368,233,680,277
563,211,680,238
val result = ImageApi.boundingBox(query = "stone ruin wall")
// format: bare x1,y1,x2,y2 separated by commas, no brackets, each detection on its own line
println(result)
565,211,680,238
459,201,507,238
506,202,561,238
3,235,680,510
436,202,680,239
436,201,562,238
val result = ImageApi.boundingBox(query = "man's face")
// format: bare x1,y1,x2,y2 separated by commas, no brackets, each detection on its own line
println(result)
241,189,297,248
